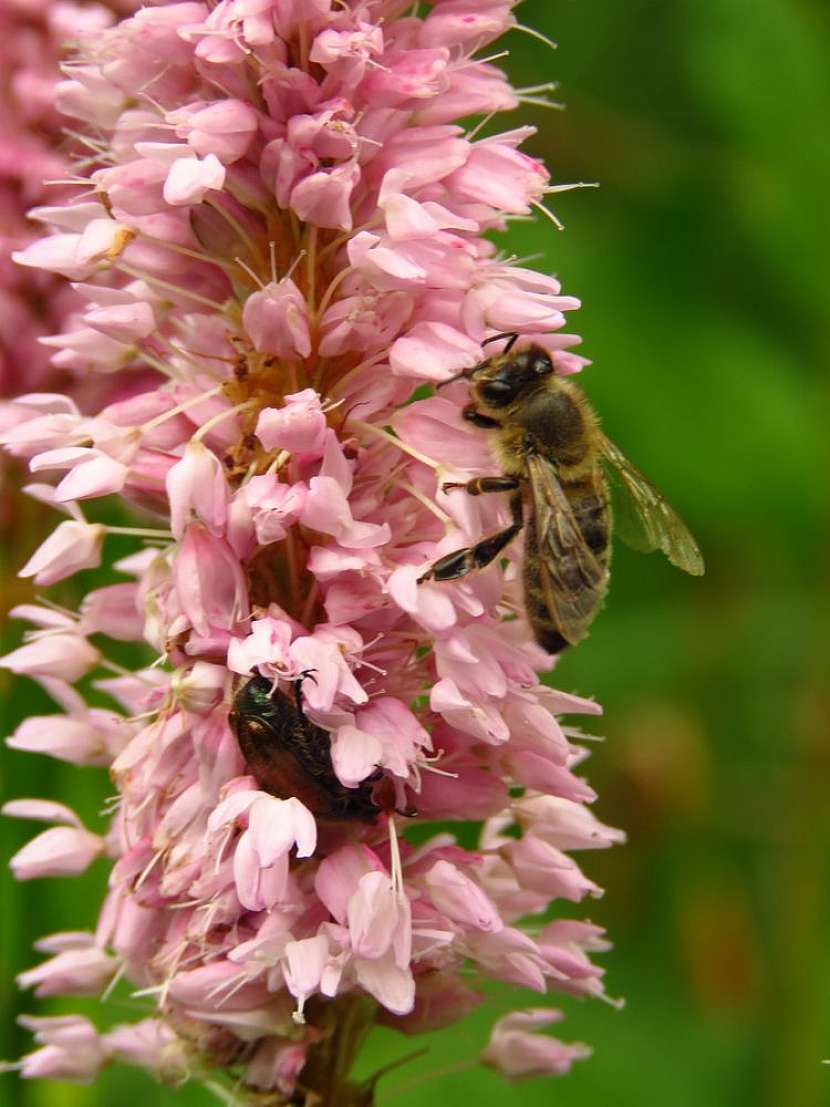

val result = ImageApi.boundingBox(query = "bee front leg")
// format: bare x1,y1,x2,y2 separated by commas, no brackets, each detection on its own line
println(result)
420,492,523,583
461,404,501,429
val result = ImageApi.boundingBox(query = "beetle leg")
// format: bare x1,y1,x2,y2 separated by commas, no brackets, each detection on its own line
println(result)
292,669,318,715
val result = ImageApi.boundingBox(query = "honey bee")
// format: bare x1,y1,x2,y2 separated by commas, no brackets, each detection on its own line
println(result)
420,334,704,653
230,675,381,821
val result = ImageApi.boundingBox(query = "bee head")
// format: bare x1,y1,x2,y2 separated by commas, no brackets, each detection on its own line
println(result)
472,344,554,409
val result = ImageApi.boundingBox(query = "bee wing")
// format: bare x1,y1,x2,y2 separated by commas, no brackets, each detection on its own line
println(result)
599,435,705,576
526,452,609,646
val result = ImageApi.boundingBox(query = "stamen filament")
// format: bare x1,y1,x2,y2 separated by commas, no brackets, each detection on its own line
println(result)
192,401,255,442
352,421,440,470
116,263,228,312
140,385,225,434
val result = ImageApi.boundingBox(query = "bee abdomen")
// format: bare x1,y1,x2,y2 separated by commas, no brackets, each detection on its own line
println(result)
570,493,611,556
523,577,571,653
522,490,611,653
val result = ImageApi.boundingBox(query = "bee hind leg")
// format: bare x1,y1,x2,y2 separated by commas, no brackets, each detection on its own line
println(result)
420,492,523,583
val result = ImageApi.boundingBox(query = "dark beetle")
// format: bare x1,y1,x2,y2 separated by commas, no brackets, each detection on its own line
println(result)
229,675,381,822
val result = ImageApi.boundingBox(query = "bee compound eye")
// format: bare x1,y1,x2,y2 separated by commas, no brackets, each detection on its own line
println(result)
532,350,553,376
480,379,516,406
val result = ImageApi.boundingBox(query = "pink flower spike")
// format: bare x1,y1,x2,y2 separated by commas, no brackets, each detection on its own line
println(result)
18,521,106,585
0,0,622,1094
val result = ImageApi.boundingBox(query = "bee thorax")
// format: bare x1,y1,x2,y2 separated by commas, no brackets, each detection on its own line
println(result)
515,385,591,464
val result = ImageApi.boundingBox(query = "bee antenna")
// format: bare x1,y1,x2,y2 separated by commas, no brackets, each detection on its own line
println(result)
436,332,520,390
481,331,520,352
435,371,468,390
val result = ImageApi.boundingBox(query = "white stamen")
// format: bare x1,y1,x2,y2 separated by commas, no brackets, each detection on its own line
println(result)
100,962,126,1002
116,263,227,312
512,22,558,51
392,478,451,525
467,110,497,142
531,199,564,231
134,348,178,381
106,525,175,539
516,81,561,96
544,181,600,194
388,815,404,899
192,400,255,443
518,95,565,111
265,450,290,476
282,248,308,284
353,421,440,470
134,847,164,890
463,49,509,69
140,384,225,434
235,255,265,289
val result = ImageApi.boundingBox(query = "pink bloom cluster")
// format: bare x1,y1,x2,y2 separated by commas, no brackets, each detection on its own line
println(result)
0,0,137,397
2,1,621,1101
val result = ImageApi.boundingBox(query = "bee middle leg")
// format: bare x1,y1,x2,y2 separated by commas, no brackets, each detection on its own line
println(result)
420,492,523,583
442,475,521,496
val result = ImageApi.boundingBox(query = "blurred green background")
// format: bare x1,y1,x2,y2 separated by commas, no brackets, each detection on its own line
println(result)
2,0,829,1104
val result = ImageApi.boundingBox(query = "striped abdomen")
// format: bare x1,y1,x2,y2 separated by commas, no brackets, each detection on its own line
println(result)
523,474,612,653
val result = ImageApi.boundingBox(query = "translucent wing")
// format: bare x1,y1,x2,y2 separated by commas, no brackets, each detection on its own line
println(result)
526,453,610,646
600,435,705,576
